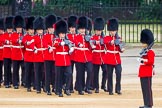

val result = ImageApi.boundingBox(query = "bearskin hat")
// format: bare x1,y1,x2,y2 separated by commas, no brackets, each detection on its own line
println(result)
5,16,14,29
94,17,105,30
87,18,92,31
26,16,35,30
14,15,25,28
57,16,62,21
55,20,68,36
0,18,4,30
33,16,45,30
67,15,77,28
107,18,119,31
45,14,57,29
77,16,88,29
140,29,154,45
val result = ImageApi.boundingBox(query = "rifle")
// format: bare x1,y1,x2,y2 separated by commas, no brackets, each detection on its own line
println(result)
84,30,96,49
64,34,75,54
114,32,125,52
139,39,155,58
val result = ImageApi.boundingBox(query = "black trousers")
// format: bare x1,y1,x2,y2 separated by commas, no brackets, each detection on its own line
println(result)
70,60,75,91
12,60,24,86
75,62,92,91
20,61,25,85
55,66,72,94
93,64,107,89
44,60,55,92
34,62,44,91
107,64,122,93
25,62,34,89
0,61,3,83
3,58,12,85
140,77,153,107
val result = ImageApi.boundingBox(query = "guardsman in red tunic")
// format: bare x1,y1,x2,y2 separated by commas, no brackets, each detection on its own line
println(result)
11,15,25,89
43,14,57,95
90,17,107,93
0,18,4,87
67,15,78,93
53,20,72,97
33,17,45,93
138,29,155,108
104,18,125,95
74,16,93,95
3,16,14,88
22,16,35,92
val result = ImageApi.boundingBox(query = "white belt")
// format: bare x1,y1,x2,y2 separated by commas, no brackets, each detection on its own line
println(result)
106,50,119,54
56,52,68,55
51,47,56,49
37,48,46,51
26,48,33,51
76,47,89,51
3,45,12,48
12,45,24,48
93,50,105,53
0,46,3,49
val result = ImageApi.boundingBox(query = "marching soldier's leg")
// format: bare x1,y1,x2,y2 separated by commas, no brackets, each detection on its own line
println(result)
115,64,122,94
93,64,100,93
52,62,55,92
101,64,108,92
85,62,92,94
35,62,42,93
4,58,11,88
75,62,85,95
12,60,20,89
64,66,72,96
20,61,25,87
70,61,75,93
45,61,52,95
0,61,3,86
107,64,114,95
25,62,31,92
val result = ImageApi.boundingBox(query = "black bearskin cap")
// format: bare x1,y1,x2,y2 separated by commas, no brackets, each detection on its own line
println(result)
94,17,105,30
140,29,154,45
5,16,14,29
107,18,118,31
33,16,45,30
14,15,25,28
77,16,88,29
87,18,92,31
45,14,57,29
0,18,4,30
55,20,68,36
67,15,77,28
26,16,35,30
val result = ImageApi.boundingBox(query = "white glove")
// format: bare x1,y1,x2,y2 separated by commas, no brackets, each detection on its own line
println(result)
34,49,38,54
69,47,74,54
18,40,22,44
27,41,32,45
91,45,96,49
60,41,65,46
48,47,53,53
31,39,34,43
6,40,10,44
79,44,83,48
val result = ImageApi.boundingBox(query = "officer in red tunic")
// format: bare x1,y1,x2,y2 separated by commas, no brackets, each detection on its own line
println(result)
90,17,107,93
11,15,25,89
0,18,4,86
22,16,35,92
43,14,57,95
104,18,125,95
138,29,155,108
67,15,78,93
53,20,72,97
74,16,93,95
3,16,14,88
33,17,45,93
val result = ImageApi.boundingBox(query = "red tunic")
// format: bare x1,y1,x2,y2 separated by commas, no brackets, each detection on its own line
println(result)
91,35,106,65
66,33,77,61
11,32,24,60
104,35,121,65
33,35,44,62
22,34,34,62
74,34,92,63
0,34,3,60
2,32,12,59
138,49,155,77
42,33,55,61
54,38,71,66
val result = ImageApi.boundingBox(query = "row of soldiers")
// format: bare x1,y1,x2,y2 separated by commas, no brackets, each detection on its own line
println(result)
0,14,125,97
